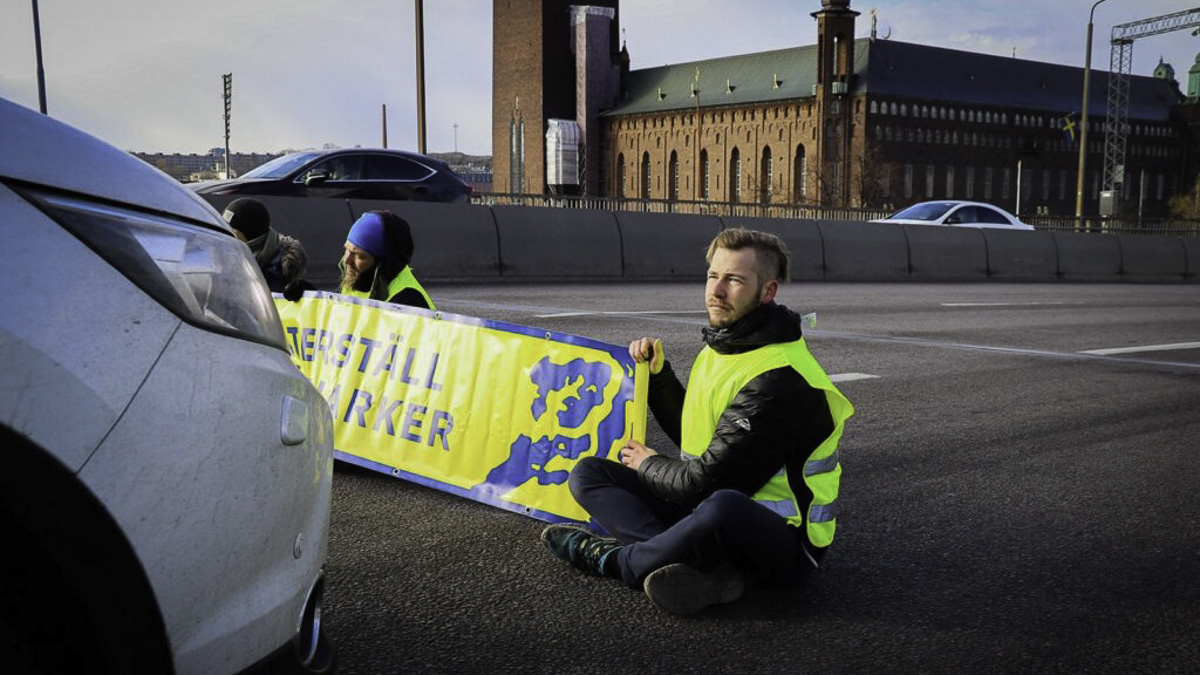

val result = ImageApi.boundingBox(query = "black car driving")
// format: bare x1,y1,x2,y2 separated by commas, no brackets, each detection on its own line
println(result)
192,147,473,202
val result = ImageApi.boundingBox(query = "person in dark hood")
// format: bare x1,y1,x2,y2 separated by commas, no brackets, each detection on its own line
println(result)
540,229,854,615
222,197,313,301
339,210,435,310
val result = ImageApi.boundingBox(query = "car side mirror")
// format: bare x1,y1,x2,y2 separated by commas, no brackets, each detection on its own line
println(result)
305,172,329,186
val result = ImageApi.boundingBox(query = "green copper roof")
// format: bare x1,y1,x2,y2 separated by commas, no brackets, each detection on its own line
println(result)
605,38,1179,121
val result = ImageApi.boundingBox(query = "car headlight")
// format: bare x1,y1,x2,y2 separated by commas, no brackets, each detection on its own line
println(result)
23,188,287,350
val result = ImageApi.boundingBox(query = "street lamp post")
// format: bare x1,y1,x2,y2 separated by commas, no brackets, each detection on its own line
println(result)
31,0,47,114
1074,0,1110,231
414,0,427,154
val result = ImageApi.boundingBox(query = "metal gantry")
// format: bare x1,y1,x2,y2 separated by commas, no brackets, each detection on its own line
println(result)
1101,8,1200,213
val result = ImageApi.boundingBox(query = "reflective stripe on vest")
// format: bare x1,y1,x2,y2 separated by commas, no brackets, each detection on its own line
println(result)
680,336,853,548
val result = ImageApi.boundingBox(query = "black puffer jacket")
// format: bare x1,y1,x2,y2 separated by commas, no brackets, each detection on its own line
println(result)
638,302,834,511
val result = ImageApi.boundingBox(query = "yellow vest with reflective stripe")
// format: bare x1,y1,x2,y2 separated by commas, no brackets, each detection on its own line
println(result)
343,266,436,310
680,337,853,548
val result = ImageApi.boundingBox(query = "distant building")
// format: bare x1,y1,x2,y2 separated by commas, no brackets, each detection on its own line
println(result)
131,149,282,182
492,0,1194,217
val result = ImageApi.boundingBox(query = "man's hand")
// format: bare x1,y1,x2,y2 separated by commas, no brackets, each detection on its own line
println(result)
619,439,658,471
628,337,664,375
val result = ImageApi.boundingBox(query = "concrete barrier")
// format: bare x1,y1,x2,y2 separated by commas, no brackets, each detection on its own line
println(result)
983,230,1060,281
491,205,623,277
721,216,825,281
1117,236,1187,282
1052,231,1122,281
1184,238,1200,280
903,225,987,281
201,195,355,289
818,220,909,281
349,200,501,281
616,211,720,279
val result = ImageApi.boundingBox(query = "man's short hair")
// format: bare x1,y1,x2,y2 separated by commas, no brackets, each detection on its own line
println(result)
705,228,791,283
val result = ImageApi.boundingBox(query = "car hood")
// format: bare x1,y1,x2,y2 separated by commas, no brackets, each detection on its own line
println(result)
0,97,227,229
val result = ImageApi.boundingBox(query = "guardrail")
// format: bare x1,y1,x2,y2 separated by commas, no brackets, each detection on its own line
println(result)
470,193,1200,237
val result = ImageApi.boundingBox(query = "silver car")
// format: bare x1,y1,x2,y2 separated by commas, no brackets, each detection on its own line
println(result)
0,97,335,674
872,200,1034,230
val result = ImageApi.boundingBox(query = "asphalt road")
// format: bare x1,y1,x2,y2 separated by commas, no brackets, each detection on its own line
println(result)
321,282,1200,675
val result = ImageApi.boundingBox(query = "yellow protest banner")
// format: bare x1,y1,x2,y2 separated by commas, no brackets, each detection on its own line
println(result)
276,292,647,523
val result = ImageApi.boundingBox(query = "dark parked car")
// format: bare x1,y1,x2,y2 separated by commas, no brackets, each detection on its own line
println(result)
192,147,473,202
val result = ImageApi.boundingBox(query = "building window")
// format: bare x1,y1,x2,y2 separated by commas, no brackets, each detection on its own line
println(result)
904,164,914,198
794,145,807,201
1042,170,1050,200
925,165,935,199
617,153,626,198
700,149,711,199
730,147,742,203
1002,167,1011,201
509,117,525,194
1058,170,1068,201
760,146,774,203
641,152,651,199
983,167,992,200
946,166,955,199
669,151,680,201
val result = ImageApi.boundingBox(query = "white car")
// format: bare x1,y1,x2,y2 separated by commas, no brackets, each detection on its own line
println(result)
872,200,1034,230
0,97,335,674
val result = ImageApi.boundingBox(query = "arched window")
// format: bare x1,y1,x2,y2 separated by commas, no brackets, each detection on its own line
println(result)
668,151,680,201
509,116,525,194
794,144,807,201
616,153,626,198
760,146,774,203
729,147,742,203
640,152,651,199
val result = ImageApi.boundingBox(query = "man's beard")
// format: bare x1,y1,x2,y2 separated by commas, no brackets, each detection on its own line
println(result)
342,264,374,292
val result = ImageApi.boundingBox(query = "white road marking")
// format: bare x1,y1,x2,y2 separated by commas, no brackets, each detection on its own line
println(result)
1078,342,1200,356
830,373,880,383
535,310,706,318
941,301,1080,307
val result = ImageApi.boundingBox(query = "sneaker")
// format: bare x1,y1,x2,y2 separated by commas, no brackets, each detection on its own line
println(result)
643,563,744,615
541,524,622,577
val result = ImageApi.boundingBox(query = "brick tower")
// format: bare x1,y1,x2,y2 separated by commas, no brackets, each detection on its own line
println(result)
492,0,621,195
811,0,859,206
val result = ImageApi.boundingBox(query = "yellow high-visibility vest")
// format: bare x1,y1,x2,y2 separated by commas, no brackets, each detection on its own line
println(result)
343,266,435,310
680,337,853,548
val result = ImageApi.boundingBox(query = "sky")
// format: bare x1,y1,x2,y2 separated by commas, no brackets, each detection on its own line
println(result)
1,1,1196,156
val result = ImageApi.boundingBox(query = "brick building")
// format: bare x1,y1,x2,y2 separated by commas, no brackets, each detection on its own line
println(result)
493,0,1193,217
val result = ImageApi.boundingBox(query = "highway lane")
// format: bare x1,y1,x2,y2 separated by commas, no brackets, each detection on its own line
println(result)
321,282,1199,674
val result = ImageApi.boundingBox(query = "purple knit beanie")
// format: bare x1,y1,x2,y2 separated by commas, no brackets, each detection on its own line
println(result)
346,212,388,259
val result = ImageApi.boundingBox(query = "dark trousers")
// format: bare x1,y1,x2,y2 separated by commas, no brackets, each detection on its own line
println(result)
568,456,814,589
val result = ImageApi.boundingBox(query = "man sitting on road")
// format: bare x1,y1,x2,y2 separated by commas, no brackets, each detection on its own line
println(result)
340,210,435,309
541,228,854,615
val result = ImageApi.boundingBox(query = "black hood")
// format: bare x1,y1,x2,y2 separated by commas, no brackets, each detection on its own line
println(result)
702,302,804,355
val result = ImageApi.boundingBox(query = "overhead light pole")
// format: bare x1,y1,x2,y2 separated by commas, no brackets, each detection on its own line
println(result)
415,0,427,154
31,0,47,114
1074,0,1110,231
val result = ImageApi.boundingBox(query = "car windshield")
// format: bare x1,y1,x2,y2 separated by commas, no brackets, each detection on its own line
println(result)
241,152,323,179
887,202,955,221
